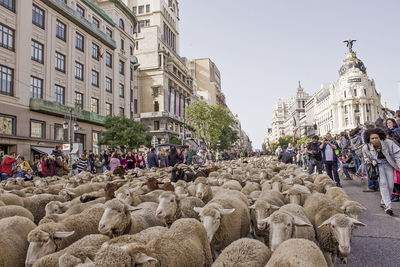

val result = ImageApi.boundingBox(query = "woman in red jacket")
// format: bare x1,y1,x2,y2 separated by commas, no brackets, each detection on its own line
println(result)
135,151,146,169
0,153,17,180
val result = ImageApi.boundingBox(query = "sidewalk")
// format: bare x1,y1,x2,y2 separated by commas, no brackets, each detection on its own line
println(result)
337,176,400,267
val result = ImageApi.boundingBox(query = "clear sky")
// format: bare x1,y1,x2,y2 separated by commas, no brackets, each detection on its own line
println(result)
179,0,400,149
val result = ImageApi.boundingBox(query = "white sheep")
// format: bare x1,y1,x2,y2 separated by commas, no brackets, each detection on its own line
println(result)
0,205,34,221
194,177,213,203
0,216,36,267
266,238,328,267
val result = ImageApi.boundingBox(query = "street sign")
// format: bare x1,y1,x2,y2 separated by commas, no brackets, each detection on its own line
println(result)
62,144,70,151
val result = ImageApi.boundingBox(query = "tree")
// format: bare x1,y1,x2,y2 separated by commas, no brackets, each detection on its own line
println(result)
169,135,181,145
278,135,293,149
99,116,149,150
270,142,278,152
296,136,310,146
185,101,236,149
219,126,239,150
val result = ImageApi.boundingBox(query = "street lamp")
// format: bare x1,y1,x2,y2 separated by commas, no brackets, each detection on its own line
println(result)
182,97,190,145
63,108,79,168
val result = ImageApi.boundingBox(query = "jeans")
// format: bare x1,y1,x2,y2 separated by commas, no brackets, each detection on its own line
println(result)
342,163,352,178
354,158,361,173
378,161,394,209
308,159,323,174
1,173,11,180
324,160,341,185
367,162,379,190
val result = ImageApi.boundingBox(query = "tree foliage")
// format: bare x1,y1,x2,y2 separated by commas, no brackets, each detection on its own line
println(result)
169,135,182,145
185,101,237,149
270,142,278,151
296,136,310,146
278,135,293,149
99,116,149,150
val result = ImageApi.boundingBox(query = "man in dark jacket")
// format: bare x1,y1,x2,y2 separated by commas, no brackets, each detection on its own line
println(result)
320,133,341,187
147,148,159,168
307,135,323,174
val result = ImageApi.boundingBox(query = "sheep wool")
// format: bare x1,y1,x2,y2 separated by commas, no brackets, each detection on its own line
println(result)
0,205,34,221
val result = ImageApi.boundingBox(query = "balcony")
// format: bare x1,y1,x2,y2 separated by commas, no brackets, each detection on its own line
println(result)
140,111,184,124
29,98,106,126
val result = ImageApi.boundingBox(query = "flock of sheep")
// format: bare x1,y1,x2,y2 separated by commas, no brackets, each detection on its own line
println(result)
0,156,366,267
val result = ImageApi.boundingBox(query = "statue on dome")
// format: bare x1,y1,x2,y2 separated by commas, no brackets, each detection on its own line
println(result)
343,39,356,52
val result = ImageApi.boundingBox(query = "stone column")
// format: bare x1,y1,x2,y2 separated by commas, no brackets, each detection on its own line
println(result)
337,104,343,131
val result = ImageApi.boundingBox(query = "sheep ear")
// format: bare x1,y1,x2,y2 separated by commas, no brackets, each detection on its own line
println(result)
259,217,270,224
128,206,142,212
54,231,74,238
271,205,280,211
281,190,289,195
350,218,366,227
193,207,203,214
177,193,188,199
293,217,312,227
84,257,94,264
318,218,333,228
136,253,158,264
249,204,256,209
339,205,346,211
219,208,235,215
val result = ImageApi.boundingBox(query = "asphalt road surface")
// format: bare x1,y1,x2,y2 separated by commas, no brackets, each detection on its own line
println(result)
336,177,400,267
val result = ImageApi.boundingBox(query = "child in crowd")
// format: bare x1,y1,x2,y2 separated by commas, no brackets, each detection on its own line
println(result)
24,169,33,181
71,163,79,176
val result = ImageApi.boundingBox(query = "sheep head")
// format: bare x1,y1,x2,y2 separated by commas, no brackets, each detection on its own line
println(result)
250,201,280,231
340,200,366,220
194,203,235,243
59,189,76,201
262,210,311,251
45,201,66,216
26,228,74,267
156,191,187,219
318,213,366,256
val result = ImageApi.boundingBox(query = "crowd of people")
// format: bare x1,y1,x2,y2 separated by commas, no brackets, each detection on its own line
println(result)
275,111,400,216
0,144,254,181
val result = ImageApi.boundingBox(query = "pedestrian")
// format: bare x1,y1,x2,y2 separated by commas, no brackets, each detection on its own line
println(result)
24,169,34,181
385,118,400,140
177,148,185,164
147,148,159,168
275,146,283,157
76,154,88,173
168,146,179,167
94,155,104,174
41,155,47,177
320,133,341,187
362,127,400,216
341,149,355,180
307,135,323,174
375,118,385,129
0,153,17,180
395,110,400,126
109,153,121,171
71,163,79,176
135,151,146,169
126,151,136,170
158,148,168,168
185,145,197,165
120,154,128,170
340,132,350,152
350,128,364,174
45,155,56,177
14,166,25,178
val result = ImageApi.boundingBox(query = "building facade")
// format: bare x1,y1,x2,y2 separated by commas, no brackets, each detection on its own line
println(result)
124,0,196,143
266,44,387,146
0,0,138,159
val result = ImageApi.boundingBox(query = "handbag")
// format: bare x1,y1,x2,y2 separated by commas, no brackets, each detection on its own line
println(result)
368,164,379,181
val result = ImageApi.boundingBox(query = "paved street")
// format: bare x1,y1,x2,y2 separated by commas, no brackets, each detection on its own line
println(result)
338,177,400,267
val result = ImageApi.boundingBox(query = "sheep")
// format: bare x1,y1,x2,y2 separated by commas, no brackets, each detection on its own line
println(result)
103,226,168,247
155,191,205,225
22,194,67,224
45,201,71,216
99,218,212,267
0,192,25,206
282,184,311,206
31,234,109,267
174,180,188,195
270,176,283,192
0,216,36,267
25,204,105,266
194,176,213,203
0,205,34,221
98,198,165,237
241,181,261,196
304,193,366,267
146,177,175,192
221,179,242,191
325,187,366,220
114,186,142,206
250,190,285,242
262,203,315,251
265,238,328,267
0,200,5,206
212,238,271,267
58,183,105,201
194,189,250,258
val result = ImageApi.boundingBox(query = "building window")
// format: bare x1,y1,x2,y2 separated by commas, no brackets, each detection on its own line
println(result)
119,107,124,116
56,20,66,41
92,43,99,60
0,24,14,51
54,84,64,104
154,121,160,130
120,39,125,51
75,92,83,109
105,77,112,92
146,4,150,12
92,131,100,154
130,67,133,81
76,4,84,17
119,83,124,98
134,99,138,114
136,41,139,50
0,0,14,12
106,103,112,116
130,89,133,102
119,60,124,75
91,69,99,87
55,52,65,72
32,4,45,29
30,120,45,139
74,61,83,80
364,89,367,96
132,6,137,15
92,17,100,28
75,32,84,51
31,40,44,63
130,46,133,56
145,20,150,26
0,114,15,135
353,89,357,96
91,98,99,114
119,19,124,30
168,0,172,7
106,27,112,38
344,91,346,98
138,5,144,14
105,52,112,67
154,101,159,112
0,64,13,96
30,76,42,99
54,123,67,141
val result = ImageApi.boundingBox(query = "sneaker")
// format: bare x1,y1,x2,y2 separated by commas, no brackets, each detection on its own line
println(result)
385,208,394,216
391,196,400,202
380,203,386,209
344,177,352,180
336,183,342,188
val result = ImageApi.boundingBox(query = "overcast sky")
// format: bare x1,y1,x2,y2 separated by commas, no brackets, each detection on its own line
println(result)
179,0,400,149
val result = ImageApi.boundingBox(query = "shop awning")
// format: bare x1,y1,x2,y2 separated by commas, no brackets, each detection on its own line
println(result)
31,146,55,155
